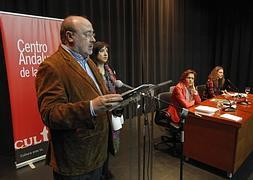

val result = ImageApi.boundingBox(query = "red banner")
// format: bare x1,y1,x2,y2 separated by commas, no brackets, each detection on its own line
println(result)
0,11,62,168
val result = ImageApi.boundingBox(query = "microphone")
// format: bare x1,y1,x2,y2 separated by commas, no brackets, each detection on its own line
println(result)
226,79,246,104
222,97,236,112
226,79,239,93
155,80,173,89
115,80,134,89
224,79,249,107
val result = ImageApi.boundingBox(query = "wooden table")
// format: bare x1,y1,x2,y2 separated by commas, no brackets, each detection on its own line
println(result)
184,94,253,178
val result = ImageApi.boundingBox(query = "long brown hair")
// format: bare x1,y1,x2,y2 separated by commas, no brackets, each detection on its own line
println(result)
208,66,225,87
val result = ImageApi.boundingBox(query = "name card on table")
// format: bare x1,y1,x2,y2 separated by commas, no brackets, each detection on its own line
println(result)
220,114,242,122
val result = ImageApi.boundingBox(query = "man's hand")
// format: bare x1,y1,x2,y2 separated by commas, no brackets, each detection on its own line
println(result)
92,94,123,113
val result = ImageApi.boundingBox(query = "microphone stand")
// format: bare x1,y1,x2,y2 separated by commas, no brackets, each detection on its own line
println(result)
226,79,239,93
113,81,173,180
225,79,250,105
179,108,188,180
142,93,148,180
137,83,173,180
139,89,155,180
138,81,172,180
145,93,188,180
126,86,153,180
222,98,236,112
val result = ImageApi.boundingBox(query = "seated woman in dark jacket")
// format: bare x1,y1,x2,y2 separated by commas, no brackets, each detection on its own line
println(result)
206,66,226,98
167,69,201,123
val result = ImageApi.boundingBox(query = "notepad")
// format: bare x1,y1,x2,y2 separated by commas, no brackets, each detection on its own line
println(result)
220,114,242,121
195,105,219,116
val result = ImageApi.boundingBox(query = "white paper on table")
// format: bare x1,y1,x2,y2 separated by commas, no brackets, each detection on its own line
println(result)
226,92,247,97
194,111,215,116
195,105,219,114
220,114,242,121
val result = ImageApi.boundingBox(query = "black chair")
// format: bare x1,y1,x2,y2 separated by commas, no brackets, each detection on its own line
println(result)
196,84,207,101
154,92,181,156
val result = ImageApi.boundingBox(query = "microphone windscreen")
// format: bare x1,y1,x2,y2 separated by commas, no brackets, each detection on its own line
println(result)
115,80,123,88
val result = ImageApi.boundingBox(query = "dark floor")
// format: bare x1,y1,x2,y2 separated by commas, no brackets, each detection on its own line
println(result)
1,116,253,180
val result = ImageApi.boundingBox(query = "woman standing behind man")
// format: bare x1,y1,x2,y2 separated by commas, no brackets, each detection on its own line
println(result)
91,41,123,180
206,66,227,98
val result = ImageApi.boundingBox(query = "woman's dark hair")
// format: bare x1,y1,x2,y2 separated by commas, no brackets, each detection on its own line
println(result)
91,41,109,64
180,69,197,82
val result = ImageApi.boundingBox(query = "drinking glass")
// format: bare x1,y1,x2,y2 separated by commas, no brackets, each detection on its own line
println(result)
245,87,251,102
245,87,251,95
216,101,223,114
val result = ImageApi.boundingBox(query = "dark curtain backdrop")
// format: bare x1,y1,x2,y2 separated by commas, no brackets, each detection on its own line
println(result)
0,0,253,176
141,0,185,90
0,0,252,90
142,0,253,90
184,0,253,90
0,0,143,86
0,0,253,155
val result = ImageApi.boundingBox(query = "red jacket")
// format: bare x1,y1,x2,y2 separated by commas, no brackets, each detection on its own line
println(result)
167,82,201,123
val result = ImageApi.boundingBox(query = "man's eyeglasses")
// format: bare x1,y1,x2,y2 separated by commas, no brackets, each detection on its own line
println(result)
83,31,95,39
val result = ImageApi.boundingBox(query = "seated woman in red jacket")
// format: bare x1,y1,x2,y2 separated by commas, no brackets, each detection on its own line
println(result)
167,69,201,123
